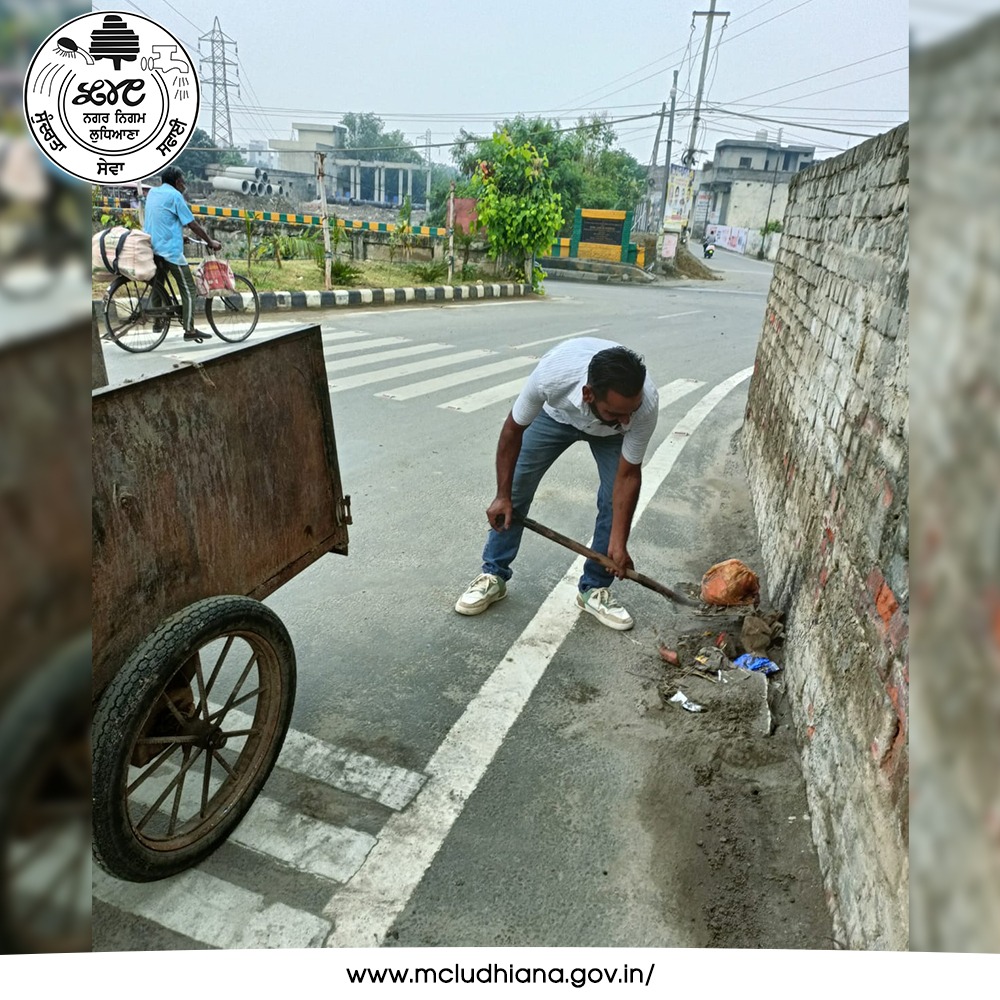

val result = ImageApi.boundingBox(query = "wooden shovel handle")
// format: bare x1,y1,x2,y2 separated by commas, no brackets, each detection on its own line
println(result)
514,514,697,608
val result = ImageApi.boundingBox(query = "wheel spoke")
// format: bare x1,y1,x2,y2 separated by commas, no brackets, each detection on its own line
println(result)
220,727,259,739
208,651,258,723
162,690,192,727
203,635,235,703
193,656,209,721
210,686,260,720
126,742,181,795
167,747,190,836
134,747,203,833
135,734,200,746
211,750,236,780
200,747,213,819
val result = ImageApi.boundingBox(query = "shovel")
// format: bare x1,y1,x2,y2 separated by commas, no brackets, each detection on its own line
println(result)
507,512,698,608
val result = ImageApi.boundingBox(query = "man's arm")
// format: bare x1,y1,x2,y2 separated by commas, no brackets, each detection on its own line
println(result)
486,411,528,530
185,219,221,252
607,456,642,577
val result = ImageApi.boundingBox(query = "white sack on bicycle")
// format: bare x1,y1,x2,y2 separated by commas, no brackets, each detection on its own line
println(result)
193,258,237,298
92,226,156,282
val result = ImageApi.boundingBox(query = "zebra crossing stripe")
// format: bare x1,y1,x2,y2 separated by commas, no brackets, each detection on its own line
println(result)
93,867,331,949
127,759,376,884
322,336,409,356
440,375,708,416
325,342,452,373
377,357,536,401
328,349,495,393
220,706,427,811
439,377,526,413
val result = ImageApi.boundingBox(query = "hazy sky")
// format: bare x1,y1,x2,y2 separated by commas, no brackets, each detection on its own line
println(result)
92,0,912,166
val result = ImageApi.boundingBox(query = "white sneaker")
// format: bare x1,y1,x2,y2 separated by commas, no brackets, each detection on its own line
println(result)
576,587,634,631
455,573,507,616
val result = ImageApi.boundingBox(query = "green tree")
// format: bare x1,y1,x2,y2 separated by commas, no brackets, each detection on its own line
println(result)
452,115,643,230
472,131,563,290
173,128,243,179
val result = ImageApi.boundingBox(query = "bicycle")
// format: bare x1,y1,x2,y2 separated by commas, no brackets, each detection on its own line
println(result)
103,239,260,353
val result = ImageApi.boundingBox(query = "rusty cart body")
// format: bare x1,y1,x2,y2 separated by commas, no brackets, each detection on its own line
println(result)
91,326,350,882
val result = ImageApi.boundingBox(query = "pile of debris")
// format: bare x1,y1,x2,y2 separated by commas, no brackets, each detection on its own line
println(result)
655,560,785,724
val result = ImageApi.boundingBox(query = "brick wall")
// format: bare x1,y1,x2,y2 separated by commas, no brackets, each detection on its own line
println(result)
741,123,908,949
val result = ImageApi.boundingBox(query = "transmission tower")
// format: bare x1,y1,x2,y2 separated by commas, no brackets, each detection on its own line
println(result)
198,17,239,148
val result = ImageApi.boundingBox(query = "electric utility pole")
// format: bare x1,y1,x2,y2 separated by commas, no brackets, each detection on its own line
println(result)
682,2,730,169
659,70,679,228
640,103,666,231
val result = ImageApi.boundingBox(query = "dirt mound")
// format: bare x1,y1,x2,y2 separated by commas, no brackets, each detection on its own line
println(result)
674,244,722,281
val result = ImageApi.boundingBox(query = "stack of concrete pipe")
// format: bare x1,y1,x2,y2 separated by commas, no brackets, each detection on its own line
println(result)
210,166,284,198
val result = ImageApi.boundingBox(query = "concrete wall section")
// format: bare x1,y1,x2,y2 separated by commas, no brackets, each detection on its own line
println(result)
741,123,909,950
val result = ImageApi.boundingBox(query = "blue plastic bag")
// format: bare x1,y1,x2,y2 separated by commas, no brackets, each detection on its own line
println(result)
734,653,780,676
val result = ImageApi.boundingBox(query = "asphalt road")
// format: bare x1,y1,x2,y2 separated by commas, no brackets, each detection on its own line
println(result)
93,249,831,950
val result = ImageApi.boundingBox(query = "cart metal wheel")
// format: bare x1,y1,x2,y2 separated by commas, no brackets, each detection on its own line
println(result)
205,273,260,342
92,596,295,882
0,635,91,954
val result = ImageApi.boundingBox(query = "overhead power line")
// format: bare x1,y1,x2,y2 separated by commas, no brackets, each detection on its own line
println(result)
728,44,910,105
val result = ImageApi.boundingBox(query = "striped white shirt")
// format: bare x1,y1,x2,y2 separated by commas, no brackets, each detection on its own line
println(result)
511,337,659,465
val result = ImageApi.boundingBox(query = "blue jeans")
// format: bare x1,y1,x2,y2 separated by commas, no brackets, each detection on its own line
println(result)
481,410,622,592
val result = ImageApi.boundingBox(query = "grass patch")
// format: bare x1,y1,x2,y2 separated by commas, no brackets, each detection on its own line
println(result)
240,256,511,291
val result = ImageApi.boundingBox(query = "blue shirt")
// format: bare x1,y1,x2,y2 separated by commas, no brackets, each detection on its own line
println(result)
143,182,194,265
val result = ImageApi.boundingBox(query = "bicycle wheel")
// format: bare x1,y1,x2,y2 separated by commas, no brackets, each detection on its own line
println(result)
105,276,170,353
205,273,260,343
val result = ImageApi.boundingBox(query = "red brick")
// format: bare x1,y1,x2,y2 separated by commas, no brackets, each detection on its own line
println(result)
876,582,899,625
807,725,816,740
882,480,893,508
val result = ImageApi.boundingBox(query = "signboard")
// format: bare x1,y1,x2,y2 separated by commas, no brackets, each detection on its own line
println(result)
579,215,624,245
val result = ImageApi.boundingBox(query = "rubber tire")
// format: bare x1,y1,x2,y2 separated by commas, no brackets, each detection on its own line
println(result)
92,596,295,883
205,273,260,342
105,275,169,353
0,634,92,954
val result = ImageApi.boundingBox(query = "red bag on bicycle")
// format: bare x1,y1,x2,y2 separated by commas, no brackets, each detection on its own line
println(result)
194,258,236,297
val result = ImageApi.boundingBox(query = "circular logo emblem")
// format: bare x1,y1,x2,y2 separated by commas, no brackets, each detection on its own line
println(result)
23,11,200,184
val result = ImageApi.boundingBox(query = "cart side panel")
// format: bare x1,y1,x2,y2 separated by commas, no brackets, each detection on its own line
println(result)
92,326,348,695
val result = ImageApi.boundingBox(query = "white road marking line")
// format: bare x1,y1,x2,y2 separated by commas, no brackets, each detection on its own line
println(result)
221,706,426,811
232,796,374,884
511,328,600,349
658,378,706,409
442,299,537,309
377,357,536,401
323,336,409,356
668,288,765,296
655,310,703,320
325,343,451,373
128,760,376,884
160,327,372,362
438,376,525,413
93,867,331,949
320,328,378,341
322,366,755,946
328,349,495,392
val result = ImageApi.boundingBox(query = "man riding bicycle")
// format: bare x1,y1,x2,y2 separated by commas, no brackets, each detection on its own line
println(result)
143,166,221,343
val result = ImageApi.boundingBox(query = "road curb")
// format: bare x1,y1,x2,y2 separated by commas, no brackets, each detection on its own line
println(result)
92,281,534,314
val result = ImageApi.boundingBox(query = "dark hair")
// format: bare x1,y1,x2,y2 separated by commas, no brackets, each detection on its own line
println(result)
161,165,184,188
588,346,646,399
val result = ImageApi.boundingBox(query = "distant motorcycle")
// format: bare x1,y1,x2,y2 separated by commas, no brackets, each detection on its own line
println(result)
703,242,715,259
